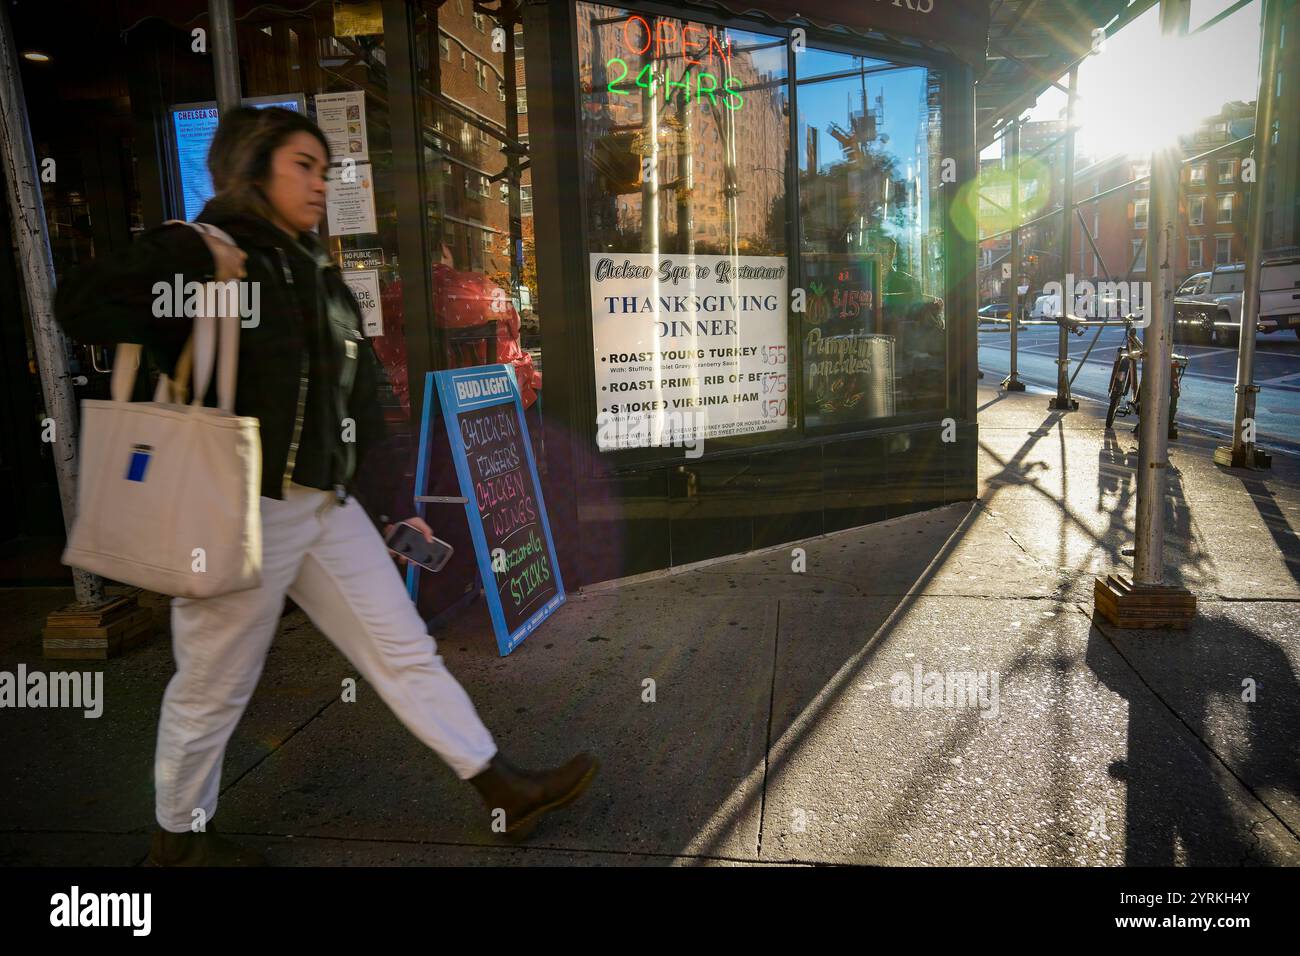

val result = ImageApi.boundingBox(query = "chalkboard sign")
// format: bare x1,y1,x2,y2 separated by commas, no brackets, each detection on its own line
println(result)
431,365,564,655
801,253,895,424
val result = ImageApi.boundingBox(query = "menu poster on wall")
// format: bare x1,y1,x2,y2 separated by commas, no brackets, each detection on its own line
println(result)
313,90,369,163
589,253,790,450
342,268,383,336
171,106,221,222
325,161,377,236
169,95,305,221
430,365,566,656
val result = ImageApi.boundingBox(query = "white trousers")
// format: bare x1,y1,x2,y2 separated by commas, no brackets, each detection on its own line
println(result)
154,482,497,832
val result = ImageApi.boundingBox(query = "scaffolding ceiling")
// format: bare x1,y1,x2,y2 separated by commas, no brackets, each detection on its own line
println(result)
976,0,1161,149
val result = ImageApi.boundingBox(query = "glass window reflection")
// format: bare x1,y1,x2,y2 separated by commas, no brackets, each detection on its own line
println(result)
798,49,945,427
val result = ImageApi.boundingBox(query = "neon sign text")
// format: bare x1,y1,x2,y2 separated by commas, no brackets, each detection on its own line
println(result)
620,15,733,68
606,58,744,110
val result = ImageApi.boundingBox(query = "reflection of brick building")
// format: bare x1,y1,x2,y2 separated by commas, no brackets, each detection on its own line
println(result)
1177,101,1253,278
1071,153,1147,282
578,5,787,252
433,1,531,282
1069,102,1254,287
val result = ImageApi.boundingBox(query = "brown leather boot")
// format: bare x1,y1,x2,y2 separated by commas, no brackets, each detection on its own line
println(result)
147,823,268,867
469,752,599,841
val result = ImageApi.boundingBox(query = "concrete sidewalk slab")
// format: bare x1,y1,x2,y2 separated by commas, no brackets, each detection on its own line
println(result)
248,836,790,866
1,381,1297,866
1096,601,1300,835
761,595,1298,865
0,587,354,840
215,590,777,860
976,413,1300,603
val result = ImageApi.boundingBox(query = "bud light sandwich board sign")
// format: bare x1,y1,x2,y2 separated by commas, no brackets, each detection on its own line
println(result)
423,365,564,656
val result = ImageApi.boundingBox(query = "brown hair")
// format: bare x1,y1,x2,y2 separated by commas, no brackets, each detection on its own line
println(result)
207,106,331,223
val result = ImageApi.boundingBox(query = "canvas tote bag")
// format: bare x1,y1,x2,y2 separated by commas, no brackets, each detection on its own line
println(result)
62,233,263,598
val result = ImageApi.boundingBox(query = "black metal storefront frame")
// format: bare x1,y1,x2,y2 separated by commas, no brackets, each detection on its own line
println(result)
523,0,978,588
10,0,977,592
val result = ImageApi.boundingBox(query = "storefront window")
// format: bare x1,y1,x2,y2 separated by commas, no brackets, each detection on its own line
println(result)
227,10,410,418
577,4,793,451
798,48,945,428
414,4,541,411
574,4,949,452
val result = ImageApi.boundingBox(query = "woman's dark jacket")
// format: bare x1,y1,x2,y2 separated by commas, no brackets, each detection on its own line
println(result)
55,196,404,529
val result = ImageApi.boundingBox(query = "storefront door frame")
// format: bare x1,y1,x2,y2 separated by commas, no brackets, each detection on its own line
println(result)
383,0,441,430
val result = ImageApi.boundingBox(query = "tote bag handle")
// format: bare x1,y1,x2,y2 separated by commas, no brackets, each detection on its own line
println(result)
109,221,241,412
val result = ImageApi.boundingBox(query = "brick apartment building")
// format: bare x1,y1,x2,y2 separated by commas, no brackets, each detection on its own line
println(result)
1070,101,1254,288
435,0,533,299
1068,0,1300,285
979,54,1300,309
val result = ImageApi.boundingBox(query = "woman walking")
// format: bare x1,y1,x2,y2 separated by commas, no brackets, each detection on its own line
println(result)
56,107,596,865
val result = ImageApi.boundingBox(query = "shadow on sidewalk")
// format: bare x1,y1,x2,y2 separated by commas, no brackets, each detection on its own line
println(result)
640,505,979,862
1234,474,1300,589
1086,614,1300,864
1095,430,1208,593
680,405,1216,861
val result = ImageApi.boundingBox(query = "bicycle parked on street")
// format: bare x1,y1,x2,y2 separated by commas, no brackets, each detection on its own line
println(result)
1105,314,1189,440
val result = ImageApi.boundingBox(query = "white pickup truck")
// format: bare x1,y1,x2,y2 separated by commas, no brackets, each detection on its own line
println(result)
1175,256,1300,345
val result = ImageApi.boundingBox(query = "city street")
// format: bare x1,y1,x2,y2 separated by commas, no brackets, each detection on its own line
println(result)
980,323,1300,456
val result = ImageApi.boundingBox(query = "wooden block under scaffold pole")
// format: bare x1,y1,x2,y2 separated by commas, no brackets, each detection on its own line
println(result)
1093,574,1196,629
42,593,155,660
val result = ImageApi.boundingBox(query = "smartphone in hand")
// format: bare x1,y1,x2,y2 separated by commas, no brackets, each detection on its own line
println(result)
384,522,454,573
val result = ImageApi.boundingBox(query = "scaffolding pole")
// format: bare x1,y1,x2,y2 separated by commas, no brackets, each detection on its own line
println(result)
1002,118,1025,391
1094,0,1197,627
210,0,242,115
1218,0,1281,471
0,1,103,606
1049,65,1079,411
1133,0,1191,586
501,3,525,306
1134,143,1178,585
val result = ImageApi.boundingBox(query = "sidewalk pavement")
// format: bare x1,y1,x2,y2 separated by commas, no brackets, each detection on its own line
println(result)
2,383,1298,866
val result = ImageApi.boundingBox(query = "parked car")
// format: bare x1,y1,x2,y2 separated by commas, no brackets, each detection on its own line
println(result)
1177,272,1211,297
1029,291,1060,319
977,302,1011,326
1173,272,1211,342
1176,257,1300,345
1073,289,1131,320
1260,255,1300,340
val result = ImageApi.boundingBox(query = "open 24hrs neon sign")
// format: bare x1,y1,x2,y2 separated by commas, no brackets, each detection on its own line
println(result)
606,16,744,110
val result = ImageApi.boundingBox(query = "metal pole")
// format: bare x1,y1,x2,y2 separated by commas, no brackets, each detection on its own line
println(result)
503,5,524,303
724,56,738,256
210,0,241,115
0,3,102,605
677,111,693,256
1049,65,1079,410
1223,0,1281,470
1002,118,1024,390
1134,158,1176,585
1133,0,1188,586
641,19,659,254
